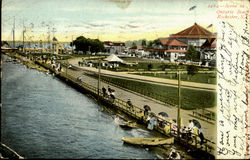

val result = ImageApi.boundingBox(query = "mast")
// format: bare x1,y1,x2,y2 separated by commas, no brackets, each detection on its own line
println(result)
23,19,25,52
13,16,15,48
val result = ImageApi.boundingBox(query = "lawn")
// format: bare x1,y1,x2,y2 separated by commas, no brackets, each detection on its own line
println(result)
89,73,216,110
132,72,217,84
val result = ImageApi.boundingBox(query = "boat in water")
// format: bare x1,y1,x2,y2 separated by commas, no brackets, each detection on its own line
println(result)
122,137,174,146
119,121,137,129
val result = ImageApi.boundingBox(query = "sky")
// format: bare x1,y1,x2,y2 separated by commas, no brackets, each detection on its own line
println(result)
2,0,217,42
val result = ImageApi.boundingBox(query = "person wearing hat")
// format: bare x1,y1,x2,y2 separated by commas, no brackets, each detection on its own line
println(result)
126,99,133,112
168,146,181,159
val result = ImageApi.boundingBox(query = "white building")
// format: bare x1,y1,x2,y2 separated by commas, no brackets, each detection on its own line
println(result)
103,41,126,54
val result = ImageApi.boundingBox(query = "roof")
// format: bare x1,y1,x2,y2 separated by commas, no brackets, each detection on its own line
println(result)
103,54,124,63
159,39,188,46
145,48,186,53
201,38,217,48
165,49,187,53
170,23,216,39
130,46,144,50
103,41,125,47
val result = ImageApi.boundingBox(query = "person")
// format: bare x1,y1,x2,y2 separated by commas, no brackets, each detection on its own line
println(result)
168,147,181,160
102,86,107,97
158,115,164,128
186,120,194,142
114,115,120,125
181,126,187,139
171,119,178,135
187,120,194,132
147,114,157,130
110,90,115,101
108,86,112,93
199,130,205,148
143,106,149,120
78,76,83,82
127,99,133,111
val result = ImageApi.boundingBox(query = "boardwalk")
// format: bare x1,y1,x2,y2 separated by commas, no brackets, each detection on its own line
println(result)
62,58,216,144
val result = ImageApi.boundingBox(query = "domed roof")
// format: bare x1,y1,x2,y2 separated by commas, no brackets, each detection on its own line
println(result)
170,23,216,39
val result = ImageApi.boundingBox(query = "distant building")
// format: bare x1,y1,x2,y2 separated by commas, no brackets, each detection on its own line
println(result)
170,23,216,51
200,38,216,65
147,23,216,64
129,46,148,57
103,41,126,54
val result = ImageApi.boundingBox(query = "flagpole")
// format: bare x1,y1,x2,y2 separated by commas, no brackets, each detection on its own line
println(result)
195,8,196,23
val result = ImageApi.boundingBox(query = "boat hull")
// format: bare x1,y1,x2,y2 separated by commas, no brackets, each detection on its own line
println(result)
122,137,174,146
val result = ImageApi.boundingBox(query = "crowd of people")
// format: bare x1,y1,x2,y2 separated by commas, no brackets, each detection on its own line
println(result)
100,85,205,148
102,86,116,102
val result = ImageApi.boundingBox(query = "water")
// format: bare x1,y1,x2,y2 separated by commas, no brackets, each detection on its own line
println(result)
1,55,158,159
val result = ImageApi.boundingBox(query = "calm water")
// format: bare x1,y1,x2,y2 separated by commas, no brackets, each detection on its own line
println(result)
1,55,158,159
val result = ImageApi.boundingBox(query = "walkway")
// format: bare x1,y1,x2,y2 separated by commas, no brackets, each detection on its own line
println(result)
68,58,216,92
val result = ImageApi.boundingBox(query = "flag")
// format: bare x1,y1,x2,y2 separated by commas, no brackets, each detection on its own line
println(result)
189,6,197,11
207,24,213,28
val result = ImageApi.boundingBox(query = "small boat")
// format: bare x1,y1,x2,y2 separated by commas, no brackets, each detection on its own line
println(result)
122,137,174,146
119,121,137,129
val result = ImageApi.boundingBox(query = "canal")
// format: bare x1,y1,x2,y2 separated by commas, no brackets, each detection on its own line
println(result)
1,55,158,159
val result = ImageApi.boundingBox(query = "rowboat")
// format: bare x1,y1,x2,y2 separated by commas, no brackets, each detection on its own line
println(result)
119,121,137,129
122,137,174,146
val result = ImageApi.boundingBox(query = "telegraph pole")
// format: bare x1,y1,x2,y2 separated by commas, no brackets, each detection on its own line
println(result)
72,35,74,54
177,70,181,138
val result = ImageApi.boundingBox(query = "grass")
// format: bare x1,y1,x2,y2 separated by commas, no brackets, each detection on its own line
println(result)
132,73,217,84
89,73,216,110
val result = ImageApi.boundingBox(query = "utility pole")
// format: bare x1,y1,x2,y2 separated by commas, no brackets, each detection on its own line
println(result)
72,35,74,54
66,59,68,80
177,70,181,138
97,59,101,99
13,16,15,48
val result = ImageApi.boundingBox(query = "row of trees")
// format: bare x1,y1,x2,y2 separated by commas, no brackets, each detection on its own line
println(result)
71,36,104,53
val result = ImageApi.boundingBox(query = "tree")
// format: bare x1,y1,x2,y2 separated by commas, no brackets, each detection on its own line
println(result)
141,39,146,47
186,45,200,61
146,41,154,49
187,65,198,76
147,63,153,71
72,36,104,53
132,42,136,47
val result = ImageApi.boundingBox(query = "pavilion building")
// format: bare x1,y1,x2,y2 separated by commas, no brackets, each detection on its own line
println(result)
147,23,216,64
170,23,216,51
